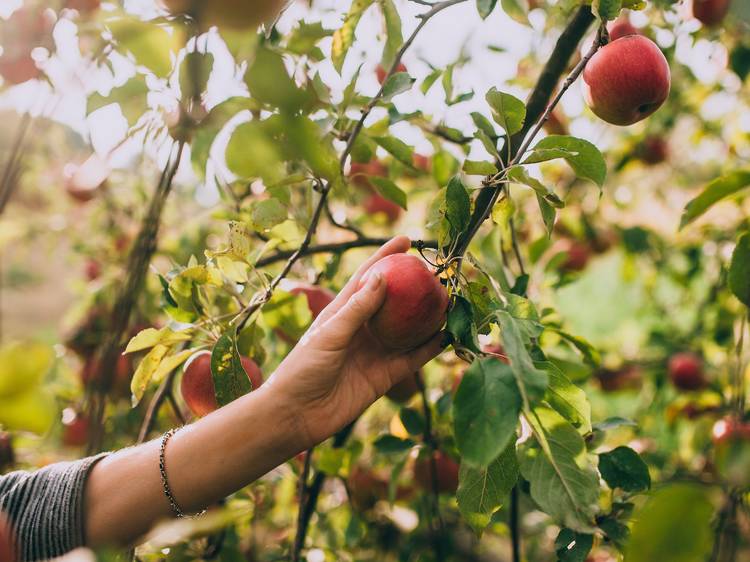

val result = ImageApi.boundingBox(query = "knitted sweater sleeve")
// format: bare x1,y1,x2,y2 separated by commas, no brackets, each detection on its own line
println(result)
0,454,108,561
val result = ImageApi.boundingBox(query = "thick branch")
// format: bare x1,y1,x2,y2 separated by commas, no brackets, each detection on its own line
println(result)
454,5,596,257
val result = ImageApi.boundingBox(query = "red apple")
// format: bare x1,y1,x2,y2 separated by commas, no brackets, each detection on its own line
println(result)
287,282,336,319
386,372,421,403
0,432,14,473
638,135,669,165
560,240,591,272
583,35,670,126
413,450,459,494
84,258,102,281
349,160,388,190
181,351,263,417
0,53,39,85
668,352,706,391
412,153,431,173
608,16,639,41
64,154,110,203
692,0,730,27
62,409,89,447
376,62,407,85
363,254,449,350
713,417,750,445
161,0,287,30
596,364,643,392
364,193,402,223
0,513,17,562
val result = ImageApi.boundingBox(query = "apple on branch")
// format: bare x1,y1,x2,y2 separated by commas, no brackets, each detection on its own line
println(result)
413,450,459,494
376,62,407,85
160,0,287,30
668,352,706,391
692,0,731,27
583,35,671,126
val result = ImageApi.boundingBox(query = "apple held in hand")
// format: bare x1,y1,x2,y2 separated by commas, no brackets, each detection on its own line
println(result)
413,450,459,494
668,352,706,391
692,0,730,27
583,35,670,126
161,0,287,30
181,351,263,417
363,254,448,350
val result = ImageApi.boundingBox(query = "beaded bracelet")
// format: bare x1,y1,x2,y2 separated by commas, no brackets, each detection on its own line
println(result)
159,428,186,518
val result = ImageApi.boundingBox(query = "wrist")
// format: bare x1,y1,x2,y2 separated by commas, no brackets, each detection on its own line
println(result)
256,373,316,452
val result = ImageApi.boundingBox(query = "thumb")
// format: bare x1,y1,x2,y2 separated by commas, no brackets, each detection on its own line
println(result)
322,272,386,347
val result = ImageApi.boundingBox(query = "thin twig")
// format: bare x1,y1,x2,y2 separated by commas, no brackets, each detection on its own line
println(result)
510,485,521,562
291,447,314,562
137,365,183,443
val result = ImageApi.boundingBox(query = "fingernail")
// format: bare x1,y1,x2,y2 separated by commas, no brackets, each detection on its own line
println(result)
365,272,382,290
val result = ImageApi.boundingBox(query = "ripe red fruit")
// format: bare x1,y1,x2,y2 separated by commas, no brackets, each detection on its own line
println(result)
181,351,263,417
84,258,102,281
596,364,643,392
583,35,670,126
608,16,639,41
64,154,110,203
560,240,591,272
0,513,17,562
363,254,448,350
0,53,39,85
0,432,14,473
363,193,402,223
413,450,459,494
412,153,431,173
376,62,407,85
668,352,706,391
161,0,287,30
62,409,89,447
349,160,388,190
692,0,730,27
638,135,669,165
386,372,421,403
712,417,750,445
288,282,336,319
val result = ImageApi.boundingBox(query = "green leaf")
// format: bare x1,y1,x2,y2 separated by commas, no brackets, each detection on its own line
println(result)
541,362,591,433
507,166,564,208
211,329,254,407
370,177,408,210
125,327,192,354
445,175,471,235
729,232,750,307
625,484,714,562
548,328,601,366
286,21,332,56
555,529,593,562
501,0,530,25
250,198,288,232
495,310,549,402
399,407,425,435
471,111,498,139
592,0,622,20
237,322,267,366
245,47,308,111
380,72,414,102
130,344,169,405
332,0,375,73
447,296,481,352
225,120,283,184
179,51,213,101
0,341,54,398
373,434,415,454
537,194,556,236
373,135,414,167
463,160,498,176
527,135,606,187
421,68,442,95
0,386,55,435
486,88,526,135
519,406,599,532
680,170,750,229
379,0,403,68
263,290,313,341
107,17,180,78
599,446,650,492
87,76,149,127
453,358,522,467
457,444,518,532
476,0,498,19
592,417,637,432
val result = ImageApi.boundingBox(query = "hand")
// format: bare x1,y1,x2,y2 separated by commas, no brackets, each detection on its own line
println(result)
266,236,444,448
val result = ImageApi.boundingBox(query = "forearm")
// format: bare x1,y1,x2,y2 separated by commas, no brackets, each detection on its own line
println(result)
84,382,308,547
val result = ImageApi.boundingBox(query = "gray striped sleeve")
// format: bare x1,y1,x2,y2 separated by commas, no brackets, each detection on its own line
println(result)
0,453,108,562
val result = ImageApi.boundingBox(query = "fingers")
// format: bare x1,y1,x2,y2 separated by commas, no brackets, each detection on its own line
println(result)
318,272,386,348
313,236,409,326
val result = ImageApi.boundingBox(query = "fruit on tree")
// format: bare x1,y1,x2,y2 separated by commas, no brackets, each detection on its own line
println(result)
376,62,407,85
608,15,639,41
61,408,89,447
543,110,569,136
363,254,449,350
412,153,431,173
637,135,669,165
181,351,263,417
288,282,336,319
712,416,750,488
712,417,750,445
64,154,110,203
413,450,459,494
65,0,100,14
84,258,102,282
364,193,402,223
668,352,706,391
596,364,643,392
80,353,132,396
582,35,670,126
349,159,388,190
0,432,14,473
160,0,287,30
348,467,389,511
386,372,421,403
0,6,53,85
692,0,730,27
560,240,591,272
0,513,17,562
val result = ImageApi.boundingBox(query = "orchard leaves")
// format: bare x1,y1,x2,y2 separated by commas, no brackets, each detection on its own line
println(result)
211,328,254,407
729,232,750,307
680,169,750,228
486,88,526,136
